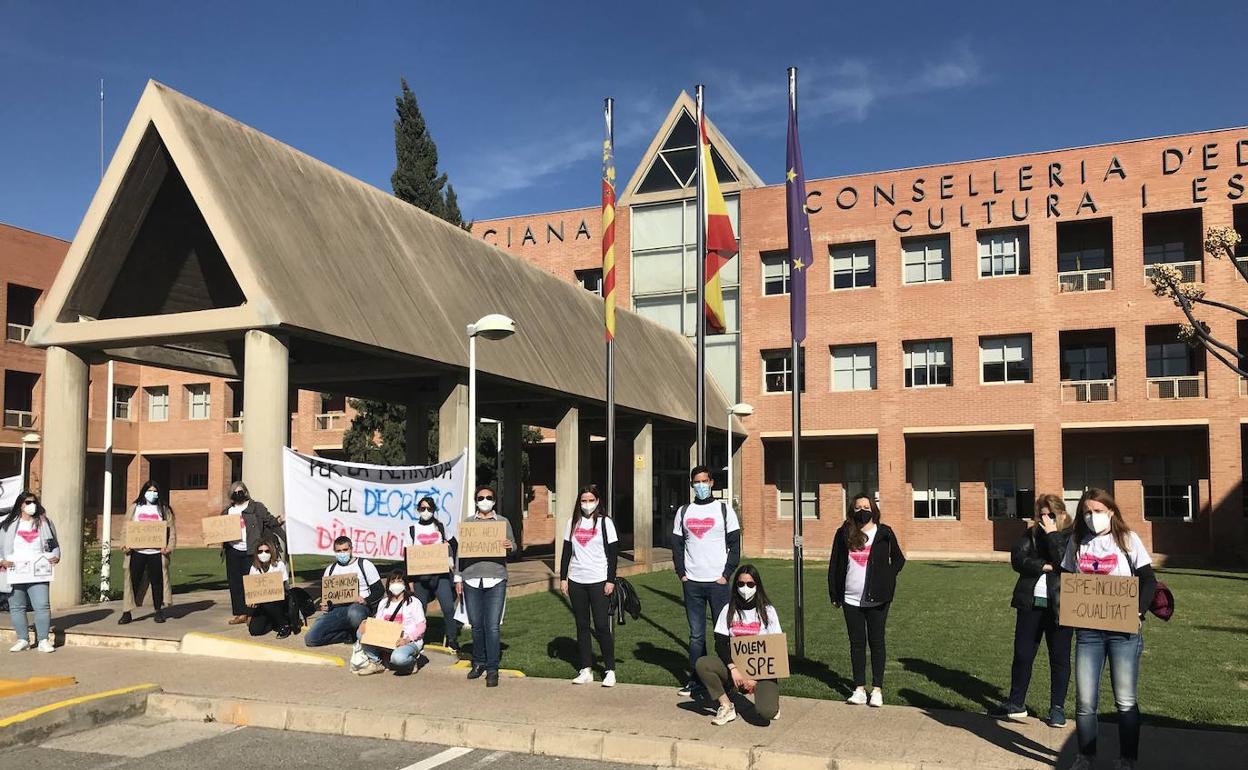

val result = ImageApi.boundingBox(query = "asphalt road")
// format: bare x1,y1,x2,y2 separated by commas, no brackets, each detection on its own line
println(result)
9,716,666,770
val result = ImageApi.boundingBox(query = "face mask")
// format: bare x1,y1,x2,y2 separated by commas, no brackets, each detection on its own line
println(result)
257,552,272,564
22,503,36,515
737,585,757,602
231,490,248,504
334,552,351,566
418,508,434,522
1085,512,1112,535
580,502,597,515
145,490,159,504
852,509,873,526
388,582,405,596
692,482,712,500
476,499,495,513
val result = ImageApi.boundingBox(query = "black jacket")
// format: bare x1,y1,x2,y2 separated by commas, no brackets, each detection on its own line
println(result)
1010,526,1069,610
827,522,905,605
218,500,284,555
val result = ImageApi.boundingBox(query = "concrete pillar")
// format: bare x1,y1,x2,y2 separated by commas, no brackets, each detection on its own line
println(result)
438,380,469,519
242,330,289,519
632,421,654,567
554,407,580,569
501,418,524,551
405,402,427,465
42,346,89,609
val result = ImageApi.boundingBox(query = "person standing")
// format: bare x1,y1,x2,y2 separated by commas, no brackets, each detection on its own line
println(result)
1061,488,1156,770
559,484,618,687
407,496,461,652
828,493,905,707
989,494,1073,726
671,465,741,698
119,481,176,625
455,485,515,687
305,536,382,649
1,492,60,653
219,480,284,625
694,564,782,726
246,536,291,638
355,570,427,676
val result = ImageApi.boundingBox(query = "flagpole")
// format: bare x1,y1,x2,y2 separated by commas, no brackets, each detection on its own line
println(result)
694,85,707,466
604,97,617,525
788,66,806,658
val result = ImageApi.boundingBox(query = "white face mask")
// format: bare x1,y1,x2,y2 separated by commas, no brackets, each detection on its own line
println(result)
737,585,757,602
579,502,597,515
476,499,495,513
1085,511,1112,535
418,508,435,522
388,582,406,596
22,503,37,515
257,552,272,564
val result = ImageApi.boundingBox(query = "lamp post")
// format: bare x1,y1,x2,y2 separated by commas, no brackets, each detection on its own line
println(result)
19,431,39,488
725,403,753,508
467,315,517,514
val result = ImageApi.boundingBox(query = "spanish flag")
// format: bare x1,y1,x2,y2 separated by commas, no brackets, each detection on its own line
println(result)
700,114,737,333
602,122,617,341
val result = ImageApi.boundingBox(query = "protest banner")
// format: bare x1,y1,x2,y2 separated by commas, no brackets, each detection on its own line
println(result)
202,515,242,545
457,520,507,559
243,571,285,604
730,633,791,679
360,618,405,649
321,574,359,604
406,542,450,576
0,473,22,512
283,448,466,560
1059,573,1140,633
125,520,167,550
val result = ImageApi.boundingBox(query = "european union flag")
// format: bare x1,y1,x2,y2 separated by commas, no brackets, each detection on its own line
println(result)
786,81,812,343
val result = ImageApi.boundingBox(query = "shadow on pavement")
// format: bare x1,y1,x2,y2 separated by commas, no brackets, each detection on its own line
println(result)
898,657,1005,711
903,692,1069,767
50,607,114,628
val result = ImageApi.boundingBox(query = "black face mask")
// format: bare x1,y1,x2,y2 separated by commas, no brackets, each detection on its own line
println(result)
852,509,873,526
230,491,248,504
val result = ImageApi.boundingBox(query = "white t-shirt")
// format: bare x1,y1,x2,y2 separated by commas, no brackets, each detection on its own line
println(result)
410,521,454,571
673,499,741,583
249,560,289,583
714,604,783,637
374,595,427,641
323,557,381,598
132,504,164,556
565,516,618,585
8,519,50,585
1062,531,1151,577
843,527,878,608
227,504,248,551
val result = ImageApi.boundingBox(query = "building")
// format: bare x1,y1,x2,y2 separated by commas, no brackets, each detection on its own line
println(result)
0,221,351,546
474,92,1248,562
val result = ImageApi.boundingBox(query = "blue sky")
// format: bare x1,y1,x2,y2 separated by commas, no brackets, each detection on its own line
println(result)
3,1,1246,240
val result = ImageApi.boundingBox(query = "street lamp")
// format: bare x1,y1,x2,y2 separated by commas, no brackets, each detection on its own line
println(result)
19,432,39,488
725,403,753,508
467,314,516,516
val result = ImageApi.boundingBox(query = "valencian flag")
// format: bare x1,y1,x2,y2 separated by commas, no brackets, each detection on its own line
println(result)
786,87,812,342
602,122,617,340
699,114,738,333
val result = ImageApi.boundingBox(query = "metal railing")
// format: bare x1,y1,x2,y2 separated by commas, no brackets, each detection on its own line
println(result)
1057,268,1113,293
1144,260,1202,283
314,412,344,431
3,409,36,429
1147,375,1204,400
1060,379,1116,403
5,322,31,343
224,416,244,433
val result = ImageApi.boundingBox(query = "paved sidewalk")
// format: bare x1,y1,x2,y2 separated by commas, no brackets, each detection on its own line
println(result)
2,645,1239,769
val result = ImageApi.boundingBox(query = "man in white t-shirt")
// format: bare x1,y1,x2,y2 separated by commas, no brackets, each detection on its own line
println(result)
671,465,741,697
305,535,383,648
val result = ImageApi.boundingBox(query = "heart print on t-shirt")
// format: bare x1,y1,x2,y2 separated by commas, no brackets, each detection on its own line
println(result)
686,518,716,539
849,545,872,567
1078,552,1118,575
16,528,39,544
416,532,440,545
730,620,761,636
573,526,597,546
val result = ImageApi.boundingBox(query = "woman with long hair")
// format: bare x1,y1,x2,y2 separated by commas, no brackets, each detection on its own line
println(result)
0,491,60,652
989,494,1073,726
355,568,427,676
246,535,291,638
407,495,460,652
455,484,516,687
694,564,782,726
119,480,177,625
828,492,905,707
1061,488,1156,770
559,484,619,686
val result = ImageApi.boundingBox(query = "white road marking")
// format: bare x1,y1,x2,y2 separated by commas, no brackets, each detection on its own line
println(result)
470,751,508,767
398,745,474,770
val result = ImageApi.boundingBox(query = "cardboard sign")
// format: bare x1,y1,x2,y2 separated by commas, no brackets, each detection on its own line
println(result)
243,571,286,604
457,520,507,559
730,633,791,680
5,556,55,585
406,542,450,575
360,618,405,649
321,573,359,604
125,520,167,550
1059,573,1140,633
202,515,242,545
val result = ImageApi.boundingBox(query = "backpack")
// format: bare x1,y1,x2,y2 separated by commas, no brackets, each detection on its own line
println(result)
1128,552,1174,622
677,501,730,548
609,577,641,625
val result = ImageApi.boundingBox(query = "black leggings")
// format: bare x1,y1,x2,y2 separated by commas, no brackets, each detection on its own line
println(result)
225,547,252,616
843,602,890,689
568,580,615,670
248,600,289,636
1008,605,1072,708
129,551,164,611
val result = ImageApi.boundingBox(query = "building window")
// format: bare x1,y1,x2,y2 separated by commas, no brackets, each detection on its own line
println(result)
842,461,879,513
980,335,1031,384
831,242,875,290
5,284,40,344
978,228,1029,277
1143,209,1203,282
3,370,38,429
146,386,168,422
1057,218,1114,292
777,459,819,519
762,348,805,394
913,457,958,519
1145,331,1198,377
185,471,209,490
1143,455,1197,520
1062,340,1112,381
575,268,603,296
904,339,952,388
902,235,950,285
761,250,790,296
831,344,876,391
986,457,1034,520
1063,455,1114,513
186,384,211,420
634,110,739,195
113,385,135,421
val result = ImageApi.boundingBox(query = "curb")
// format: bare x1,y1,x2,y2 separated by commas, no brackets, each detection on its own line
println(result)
449,660,525,678
0,628,180,654
0,684,159,749
179,632,344,667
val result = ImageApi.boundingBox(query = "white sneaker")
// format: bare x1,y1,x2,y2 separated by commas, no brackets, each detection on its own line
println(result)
9,639,30,652
37,639,55,653
846,687,868,705
354,660,384,676
711,704,737,726
572,668,593,685
602,670,616,688
869,688,884,707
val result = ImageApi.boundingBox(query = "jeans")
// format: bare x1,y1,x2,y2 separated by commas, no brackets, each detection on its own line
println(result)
1074,628,1143,760
843,602,891,688
568,579,615,670
682,579,730,678
358,626,424,673
224,547,252,616
411,574,460,646
248,600,289,636
465,580,507,672
1007,605,1072,708
8,582,51,644
304,603,369,647
695,655,780,721
129,551,165,611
